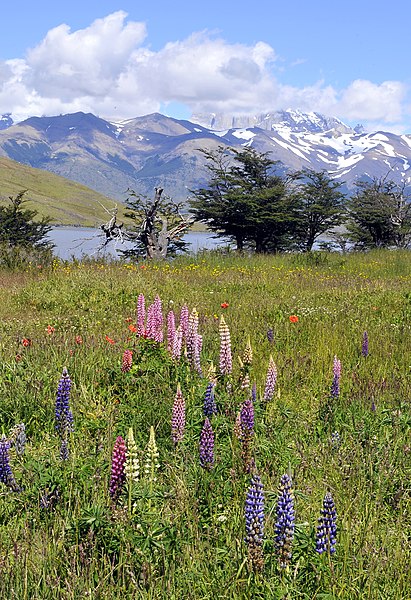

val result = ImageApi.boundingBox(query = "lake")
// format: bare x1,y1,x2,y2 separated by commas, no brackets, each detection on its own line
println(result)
47,227,230,260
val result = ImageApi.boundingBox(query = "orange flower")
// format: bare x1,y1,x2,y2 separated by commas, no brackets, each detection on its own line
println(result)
128,324,137,333
105,335,116,345
46,325,55,335
75,335,83,345
289,315,299,323
22,337,31,347
221,302,229,309
140,265,147,270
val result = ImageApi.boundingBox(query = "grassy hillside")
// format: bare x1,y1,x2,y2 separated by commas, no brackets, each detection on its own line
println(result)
0,250,409,599
0,156,130,226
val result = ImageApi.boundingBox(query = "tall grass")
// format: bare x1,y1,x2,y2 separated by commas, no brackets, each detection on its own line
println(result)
0,250,409,599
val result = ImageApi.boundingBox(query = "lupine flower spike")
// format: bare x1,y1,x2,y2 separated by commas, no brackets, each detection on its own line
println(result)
316,492,337,555
144,426,160,509
55,367,73,461
240,398,254,473
179,304,189,344
219,316,232,376
275,473,295,569
0,435,20,491
187,308,199,370
121,349,133,373
245,473,265,572
362,331,369,357
199,418,214,469
125,428,139,515
330,356,341,398
137,293,146,336
172,325,183,360
8,423,26,456
167,310,176,352
109,436,126,502
263,355,278,403
203,382,217,417
171,384,186,445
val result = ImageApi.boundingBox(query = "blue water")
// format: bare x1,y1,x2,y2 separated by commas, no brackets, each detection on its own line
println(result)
47,227,229,260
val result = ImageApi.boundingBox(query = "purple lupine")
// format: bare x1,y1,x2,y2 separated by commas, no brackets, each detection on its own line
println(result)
199,418,214,469
244,473,265,571
167,310,176,352
171,384,186,445
172,325,183,360
251,382,257,403
55,367,73,461
315,492,337,555
267,328,274,344
109,436,127,502
121,349,133,373
263,355,277,402
240,398,254,473
0,435,19,491
275,473,295,569
203,382,217,417
362,331,369,357
219,316,232,376
137,293,146,337
179,304,189,343
330,356,341,398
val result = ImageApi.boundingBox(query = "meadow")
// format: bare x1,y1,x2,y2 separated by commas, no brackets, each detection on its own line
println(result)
0,249,409,599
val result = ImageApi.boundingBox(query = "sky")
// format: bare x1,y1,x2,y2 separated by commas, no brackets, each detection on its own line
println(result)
1,0,410,133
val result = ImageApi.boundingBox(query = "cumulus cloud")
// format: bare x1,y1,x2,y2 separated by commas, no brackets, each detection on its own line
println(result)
0,11,409,132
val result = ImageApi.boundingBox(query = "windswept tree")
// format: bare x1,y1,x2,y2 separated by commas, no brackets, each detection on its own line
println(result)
190,146,297,252
290,169,347,251
0,190,53,249
347,176,411,249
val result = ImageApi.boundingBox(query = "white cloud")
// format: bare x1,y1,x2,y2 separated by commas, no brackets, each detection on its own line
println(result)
0,11,409,132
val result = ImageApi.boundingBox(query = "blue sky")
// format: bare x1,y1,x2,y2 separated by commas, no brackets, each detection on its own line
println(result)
1,0,410,132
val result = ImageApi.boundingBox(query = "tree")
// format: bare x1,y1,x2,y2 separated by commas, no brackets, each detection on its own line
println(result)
190,146,297,252
290,169,347,251
347,176,411,249
119,187,193,260
0,190,53,249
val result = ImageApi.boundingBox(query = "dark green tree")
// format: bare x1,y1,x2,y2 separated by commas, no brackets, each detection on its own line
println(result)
0,190,53,249
290,169,347,251
190,146,296,252
347,177,411,249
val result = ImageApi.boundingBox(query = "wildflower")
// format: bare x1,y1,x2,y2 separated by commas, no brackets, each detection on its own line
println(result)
22,337,31,347
8,423,26,456
46,325,55,335
199,418,214,469
289,315,299,323
167,310,176,352
172,325,183,360
194,333,203,375
221,302,229,309
330,356,341,398
146,295,163,342
137,293,146,336
125,428,139,483
274,473,295,569
245,473,265,571
315,492,337,555
362,331,369,357
240,398,254,472
109,436,127,502
75,335,83,345
0,436,19,491
219,316,232,376
267,328,274,343
187,308,199,368
242,337,253,367
55,367,73,461
330,431,341,450
105,335,115,345
263,355,277,402
15,354,22,362
203,382,217,417
171,384,186,446
128,324,137,333
121,349,133,373
179,304,189,342
251,382,257,403
144,426,160,479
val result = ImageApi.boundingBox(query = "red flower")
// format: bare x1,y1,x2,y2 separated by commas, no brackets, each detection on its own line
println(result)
140,265,147,270
221,302,229,309
22,337,31,347
105,335,116,345
289,315,299,323
46,325,55,335
128,324,137,333
75,335,83,345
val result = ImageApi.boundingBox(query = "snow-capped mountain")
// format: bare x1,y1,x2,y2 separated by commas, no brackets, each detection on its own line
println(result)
0,109,409,201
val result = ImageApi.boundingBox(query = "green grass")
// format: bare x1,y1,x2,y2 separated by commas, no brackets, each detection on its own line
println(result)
0,156,130,226
0,249,409,599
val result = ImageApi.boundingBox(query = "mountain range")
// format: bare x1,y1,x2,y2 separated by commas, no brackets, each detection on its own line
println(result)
0,109,410,204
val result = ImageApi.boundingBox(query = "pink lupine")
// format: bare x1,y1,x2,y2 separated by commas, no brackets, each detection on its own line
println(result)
121,350,133,373
153,295,163,342
172,326,183,360
263,355,277,402
219,316,232,376
171,384,186,445
109,436,127,501
167,310,176,353
180,304,189,342
137,293,146,337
